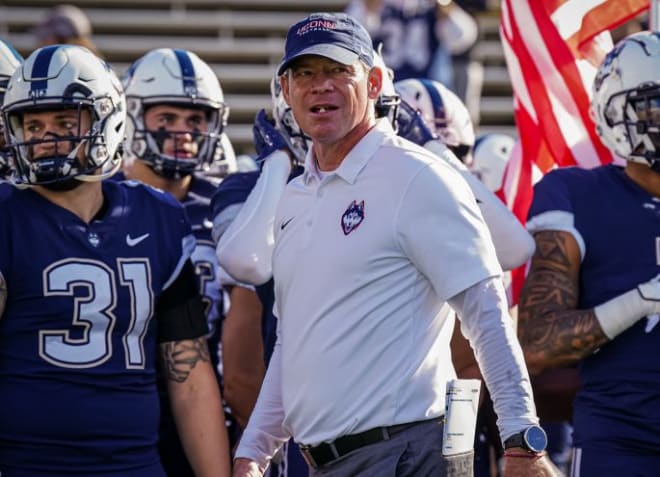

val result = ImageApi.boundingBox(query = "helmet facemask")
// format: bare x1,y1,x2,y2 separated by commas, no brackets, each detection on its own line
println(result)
616,84,660,165
123,48,231,178
127,97,226,179
271,74,310,165
6,100,119,189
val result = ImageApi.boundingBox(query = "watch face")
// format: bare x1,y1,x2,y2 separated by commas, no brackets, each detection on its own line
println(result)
524,426,548,453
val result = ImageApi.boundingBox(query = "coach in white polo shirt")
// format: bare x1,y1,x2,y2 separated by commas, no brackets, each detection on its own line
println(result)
233,12,559,477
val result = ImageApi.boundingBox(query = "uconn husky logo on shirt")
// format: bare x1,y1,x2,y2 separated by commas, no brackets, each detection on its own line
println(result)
341,200,365,235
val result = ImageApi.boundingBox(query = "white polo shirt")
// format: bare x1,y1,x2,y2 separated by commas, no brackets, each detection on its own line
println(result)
270,119,501,446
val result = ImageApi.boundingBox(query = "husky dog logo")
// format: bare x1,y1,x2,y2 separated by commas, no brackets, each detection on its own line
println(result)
341,200,365,235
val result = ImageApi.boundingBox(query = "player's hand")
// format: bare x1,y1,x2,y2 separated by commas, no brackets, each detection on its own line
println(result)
502,452,562,477
395,99,436,146
252,109,290,160
232,457,264,477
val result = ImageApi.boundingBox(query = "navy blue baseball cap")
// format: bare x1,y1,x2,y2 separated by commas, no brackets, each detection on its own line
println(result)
277,12,374,76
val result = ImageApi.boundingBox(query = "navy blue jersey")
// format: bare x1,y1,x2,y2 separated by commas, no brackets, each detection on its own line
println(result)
0,180,195,475
112,171,236,473
111,172,223,348
372,3,441,81
183,174,224,339
528,165,660,453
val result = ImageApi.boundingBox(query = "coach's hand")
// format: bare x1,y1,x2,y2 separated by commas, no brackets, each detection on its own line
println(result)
502,451,561,477
232,457,264,477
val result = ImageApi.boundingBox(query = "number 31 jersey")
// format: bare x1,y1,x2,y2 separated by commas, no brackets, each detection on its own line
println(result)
0,180,195,475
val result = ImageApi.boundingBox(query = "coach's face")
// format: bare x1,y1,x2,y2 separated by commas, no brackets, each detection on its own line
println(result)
281,55,382,150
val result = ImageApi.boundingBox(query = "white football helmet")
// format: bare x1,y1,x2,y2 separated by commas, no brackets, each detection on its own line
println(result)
471,133,515,192
591,31,660,167
394,78,475,161
122,48,231,178
271,73,310,164
0,39,22,179
1,45,125,186
0,39,21,104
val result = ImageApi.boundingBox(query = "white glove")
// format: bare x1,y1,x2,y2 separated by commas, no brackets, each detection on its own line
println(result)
638,274,660,302
595,274,660,339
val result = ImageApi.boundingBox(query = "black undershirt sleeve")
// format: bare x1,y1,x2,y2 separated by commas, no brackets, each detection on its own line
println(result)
156,259,209,343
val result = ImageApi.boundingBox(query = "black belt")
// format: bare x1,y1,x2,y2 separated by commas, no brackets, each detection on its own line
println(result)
298,421,417,469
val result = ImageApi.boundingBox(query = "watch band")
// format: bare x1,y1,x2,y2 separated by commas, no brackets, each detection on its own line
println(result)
503,432,525,450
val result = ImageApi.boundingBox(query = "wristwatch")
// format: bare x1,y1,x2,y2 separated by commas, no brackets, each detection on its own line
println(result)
503,425,548,453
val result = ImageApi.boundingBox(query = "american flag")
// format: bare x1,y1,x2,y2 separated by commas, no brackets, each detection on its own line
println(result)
498,0,649,301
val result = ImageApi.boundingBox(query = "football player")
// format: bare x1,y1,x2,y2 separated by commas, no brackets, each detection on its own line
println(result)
0,39,22,180
0,45,230,476
519,31,660,477
120,47,238,476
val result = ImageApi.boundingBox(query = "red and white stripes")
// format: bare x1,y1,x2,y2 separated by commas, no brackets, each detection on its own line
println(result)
497,0,649,302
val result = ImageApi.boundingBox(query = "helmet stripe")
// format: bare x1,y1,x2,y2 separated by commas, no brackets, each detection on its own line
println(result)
172,48,196,95
419,78,445,122
30,45,60,96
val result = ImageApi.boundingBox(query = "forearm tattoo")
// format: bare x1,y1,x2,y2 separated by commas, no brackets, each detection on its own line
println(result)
518,231,609,369
160,337,210,383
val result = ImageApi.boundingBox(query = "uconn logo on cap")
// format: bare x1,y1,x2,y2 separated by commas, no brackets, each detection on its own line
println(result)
297,19,337,36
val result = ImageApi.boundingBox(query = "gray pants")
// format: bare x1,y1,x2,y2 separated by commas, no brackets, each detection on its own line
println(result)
308,419,473,477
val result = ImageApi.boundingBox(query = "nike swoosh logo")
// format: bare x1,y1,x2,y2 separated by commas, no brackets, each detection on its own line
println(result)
280,217,294,230
126,233,150,247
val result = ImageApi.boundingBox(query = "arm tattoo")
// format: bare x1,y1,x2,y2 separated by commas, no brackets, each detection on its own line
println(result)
160,337,210,383
518,231,609,370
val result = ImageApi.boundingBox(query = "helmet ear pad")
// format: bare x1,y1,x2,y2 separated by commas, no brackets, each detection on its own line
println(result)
591,31,660,165
1,45,125,186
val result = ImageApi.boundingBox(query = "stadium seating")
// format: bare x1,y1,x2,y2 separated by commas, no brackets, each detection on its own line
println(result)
0,0,515,154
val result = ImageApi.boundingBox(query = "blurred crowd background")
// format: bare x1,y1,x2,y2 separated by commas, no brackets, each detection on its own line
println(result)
0,0,514,156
